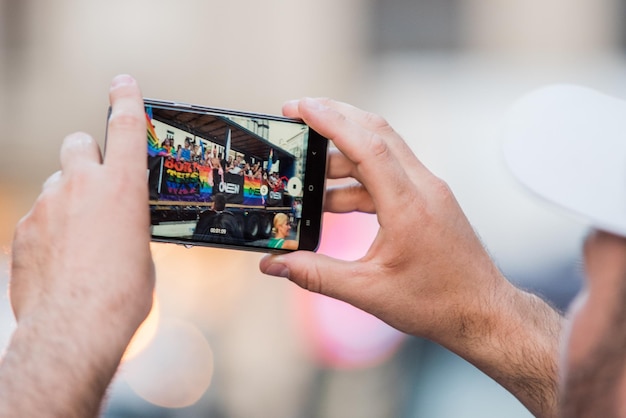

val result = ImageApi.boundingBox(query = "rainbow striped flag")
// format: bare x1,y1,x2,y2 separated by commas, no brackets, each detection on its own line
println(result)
146,112,162,157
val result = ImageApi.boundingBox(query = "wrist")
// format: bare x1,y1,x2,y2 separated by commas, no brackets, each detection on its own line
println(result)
17,301,148,352
435,273,561,418
0,313,132,417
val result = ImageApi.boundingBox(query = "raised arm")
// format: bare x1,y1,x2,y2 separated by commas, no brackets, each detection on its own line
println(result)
0,75,155,417
260,97,562,418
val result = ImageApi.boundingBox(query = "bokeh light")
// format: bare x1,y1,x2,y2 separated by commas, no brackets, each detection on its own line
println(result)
121,318,214,409
294,211,406,369
294,289,406,369
150,243,254,331
317,210,379,261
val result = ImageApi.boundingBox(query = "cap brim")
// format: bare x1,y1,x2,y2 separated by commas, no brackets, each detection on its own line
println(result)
503,84,626,237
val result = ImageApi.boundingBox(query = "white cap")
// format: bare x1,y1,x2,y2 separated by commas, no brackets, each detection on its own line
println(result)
503,84,626,237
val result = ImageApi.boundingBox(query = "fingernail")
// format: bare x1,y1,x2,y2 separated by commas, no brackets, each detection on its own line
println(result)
303,97,327,111
65,132,94,148
265,262,290,279
283,99,299,108
111,74,135,89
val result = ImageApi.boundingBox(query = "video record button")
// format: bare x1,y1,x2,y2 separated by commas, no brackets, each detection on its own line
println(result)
287,177,303,196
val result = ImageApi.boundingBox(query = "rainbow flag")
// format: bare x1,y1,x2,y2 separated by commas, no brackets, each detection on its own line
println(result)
243,176,264,206
146,112,162,157
197,164,214,195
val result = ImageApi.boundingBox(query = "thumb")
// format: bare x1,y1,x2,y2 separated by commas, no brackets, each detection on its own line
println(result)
259,252,356,301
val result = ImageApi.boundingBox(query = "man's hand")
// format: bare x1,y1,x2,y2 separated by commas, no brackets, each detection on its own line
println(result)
260,98,562,418
0,74,155,417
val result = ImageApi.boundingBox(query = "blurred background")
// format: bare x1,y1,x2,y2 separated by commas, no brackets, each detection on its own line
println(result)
1,0,626,416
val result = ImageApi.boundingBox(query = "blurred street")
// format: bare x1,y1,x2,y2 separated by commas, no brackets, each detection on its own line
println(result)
1,1,624,416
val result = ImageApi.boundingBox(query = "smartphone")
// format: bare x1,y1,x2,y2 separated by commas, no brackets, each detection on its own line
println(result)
139,98,327,253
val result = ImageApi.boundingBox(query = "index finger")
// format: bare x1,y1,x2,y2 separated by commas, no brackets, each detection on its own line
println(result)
104,74,146,175
296,98,419,217
285,98,430,179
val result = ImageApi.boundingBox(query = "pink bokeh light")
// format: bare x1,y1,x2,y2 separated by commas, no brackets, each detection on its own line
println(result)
293,212,406,369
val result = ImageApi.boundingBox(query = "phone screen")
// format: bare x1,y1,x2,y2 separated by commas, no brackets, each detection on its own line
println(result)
143,99,327,252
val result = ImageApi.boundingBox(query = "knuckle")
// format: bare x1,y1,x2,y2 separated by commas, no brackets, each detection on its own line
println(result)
302,267,322,294
430,177,454,201
418,177,456,222
402,177,453,224
367,132,390,159
365,111,392,133
13,199,51,249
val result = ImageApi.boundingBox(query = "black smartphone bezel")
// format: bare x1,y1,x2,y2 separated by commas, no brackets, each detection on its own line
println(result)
139,98,328,253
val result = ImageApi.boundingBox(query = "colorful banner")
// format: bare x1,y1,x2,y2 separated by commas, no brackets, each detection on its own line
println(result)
146,113,286,207
162,158,203,199
149,156,272,206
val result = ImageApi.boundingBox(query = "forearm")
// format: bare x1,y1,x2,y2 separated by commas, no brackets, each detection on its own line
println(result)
438,278,562,418
0,316,131,417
